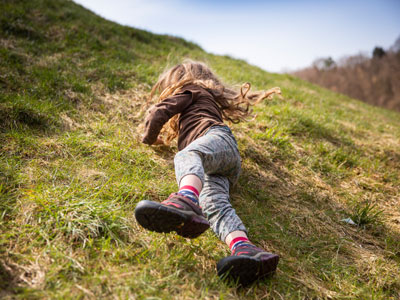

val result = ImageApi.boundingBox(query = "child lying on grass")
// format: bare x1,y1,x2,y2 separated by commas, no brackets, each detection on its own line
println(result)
135,59,281,285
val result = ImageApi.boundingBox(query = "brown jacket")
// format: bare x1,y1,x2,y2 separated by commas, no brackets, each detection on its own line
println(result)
142,84,225,150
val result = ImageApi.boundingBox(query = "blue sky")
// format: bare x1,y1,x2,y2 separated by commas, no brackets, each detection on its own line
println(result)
73,0,400,73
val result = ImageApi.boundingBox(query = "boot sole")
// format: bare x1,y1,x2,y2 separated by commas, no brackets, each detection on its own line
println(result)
217,253,279,286
134,200,210,239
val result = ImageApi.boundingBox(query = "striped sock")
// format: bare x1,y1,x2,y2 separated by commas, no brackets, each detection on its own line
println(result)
177,185,199,205
229,237,254,252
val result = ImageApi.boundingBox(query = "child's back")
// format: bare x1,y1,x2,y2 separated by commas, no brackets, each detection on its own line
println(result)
142,84,224,150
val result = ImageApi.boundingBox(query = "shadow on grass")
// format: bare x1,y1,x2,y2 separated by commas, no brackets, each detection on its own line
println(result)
230,138,400,297
0,178,20,296
0,261,21,296
288,113,355,148
0,105,56,133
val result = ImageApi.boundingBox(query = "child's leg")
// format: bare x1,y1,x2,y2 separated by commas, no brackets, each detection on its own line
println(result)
134,147,209,238
207,178,279,285
199,174,247,242
174,126,240,190
200,173,279,285
200,175,266,253
179,174,202,192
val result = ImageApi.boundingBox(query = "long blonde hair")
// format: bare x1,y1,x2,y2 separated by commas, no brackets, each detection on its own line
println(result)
150,60,281,143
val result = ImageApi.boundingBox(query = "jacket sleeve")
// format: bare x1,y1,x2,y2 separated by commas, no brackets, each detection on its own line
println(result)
141,91,194,145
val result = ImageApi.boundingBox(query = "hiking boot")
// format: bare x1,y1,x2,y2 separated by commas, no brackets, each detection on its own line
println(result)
217,244,279,286
134,193,210,238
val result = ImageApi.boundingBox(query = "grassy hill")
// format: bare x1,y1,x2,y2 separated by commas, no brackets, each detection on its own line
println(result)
1,0,400,299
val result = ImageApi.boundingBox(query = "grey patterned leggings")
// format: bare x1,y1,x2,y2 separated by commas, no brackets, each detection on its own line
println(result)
174,125,247,242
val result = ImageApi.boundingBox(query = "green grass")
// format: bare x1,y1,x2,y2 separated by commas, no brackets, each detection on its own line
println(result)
1,0,400,299
349,202,384,227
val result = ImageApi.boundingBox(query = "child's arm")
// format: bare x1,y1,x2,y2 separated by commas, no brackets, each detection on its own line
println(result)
142,92,193,145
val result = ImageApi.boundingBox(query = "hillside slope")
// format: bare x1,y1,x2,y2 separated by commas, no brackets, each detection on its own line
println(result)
1,1,400,299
